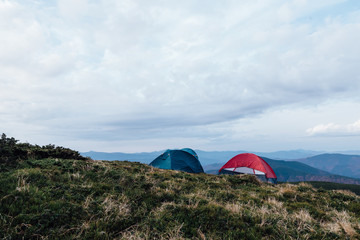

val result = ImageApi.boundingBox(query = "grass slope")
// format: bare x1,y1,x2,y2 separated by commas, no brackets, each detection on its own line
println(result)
1,158,360,239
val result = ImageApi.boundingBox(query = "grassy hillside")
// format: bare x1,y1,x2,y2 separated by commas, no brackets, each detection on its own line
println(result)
1,158,360,239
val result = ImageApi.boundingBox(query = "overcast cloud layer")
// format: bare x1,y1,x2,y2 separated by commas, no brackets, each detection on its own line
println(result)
1,0,360,152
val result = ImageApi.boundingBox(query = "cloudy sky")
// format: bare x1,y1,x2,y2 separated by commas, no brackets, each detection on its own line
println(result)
1,0,360,153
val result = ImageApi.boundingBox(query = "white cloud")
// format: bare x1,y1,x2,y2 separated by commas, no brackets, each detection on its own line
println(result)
307,119,360,136
347,120,360,132
306,123,341,136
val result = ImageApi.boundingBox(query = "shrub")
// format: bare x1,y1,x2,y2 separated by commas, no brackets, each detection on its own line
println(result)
0,133,86,167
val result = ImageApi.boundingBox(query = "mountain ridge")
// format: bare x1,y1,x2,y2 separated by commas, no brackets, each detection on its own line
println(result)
296,153,360,179
81,149,324,164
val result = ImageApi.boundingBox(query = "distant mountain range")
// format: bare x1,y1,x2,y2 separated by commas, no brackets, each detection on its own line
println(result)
82,149,324,164
296,153,360,179
81,150,360,184
82,151,162,164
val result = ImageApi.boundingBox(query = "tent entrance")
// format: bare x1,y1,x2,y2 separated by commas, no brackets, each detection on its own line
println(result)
222,167,266,175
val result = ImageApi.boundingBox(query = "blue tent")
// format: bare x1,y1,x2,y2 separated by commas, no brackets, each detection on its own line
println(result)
149,148,204,173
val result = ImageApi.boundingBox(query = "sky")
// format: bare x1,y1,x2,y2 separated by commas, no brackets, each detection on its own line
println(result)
1,0,360,153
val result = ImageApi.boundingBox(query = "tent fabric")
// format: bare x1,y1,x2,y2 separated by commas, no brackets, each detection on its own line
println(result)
150,149,204,173
219,153,277,179
180,148,199,160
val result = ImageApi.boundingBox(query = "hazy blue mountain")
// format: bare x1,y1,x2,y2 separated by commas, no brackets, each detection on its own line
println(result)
82,149,323,165
81,151,162,164
297,153,360,179
254,150,323,160
196,150,246,164
196,149,324,164
82,150,244,165
338,150,360,155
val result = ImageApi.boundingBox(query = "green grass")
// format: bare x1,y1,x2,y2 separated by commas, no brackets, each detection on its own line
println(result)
1,158,360,239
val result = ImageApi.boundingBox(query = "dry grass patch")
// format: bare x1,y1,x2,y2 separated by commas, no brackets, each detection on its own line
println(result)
102,194,130,220
162,181,182,193
68,172,83,180
75,219,92,238
194,188,211,198
298,182,313,188
81,163,94,171
83,195,93,209
224,202,243,215
277,184,297,195
321,221,342,235
119,231,149,240
291,209,315,234
333,189,357,198
81,181,93,188
185,189,210,201
197,228,207,240
266,197,283,209
93,160,111,173
248,191,258,199
335,211,357,237
15,175,30,192
118,225,151,240
163,223,185,240
258,205,271,216
185,197,202,209
293,209,313,223
151,186,172,196
150,202,177,219
322,210,358,237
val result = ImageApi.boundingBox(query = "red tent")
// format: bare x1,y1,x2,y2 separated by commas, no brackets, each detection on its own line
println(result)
219,153,277,179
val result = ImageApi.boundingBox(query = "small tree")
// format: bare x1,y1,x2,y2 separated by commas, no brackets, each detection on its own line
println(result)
0,133,18,147
0,133,19,164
